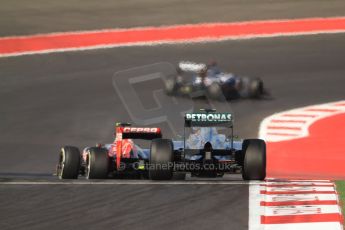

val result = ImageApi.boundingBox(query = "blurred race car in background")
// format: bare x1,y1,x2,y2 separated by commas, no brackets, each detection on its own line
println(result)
164,61,265,100
57,123,161,179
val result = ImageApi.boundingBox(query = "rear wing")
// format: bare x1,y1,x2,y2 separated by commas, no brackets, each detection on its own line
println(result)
184,112,233,127
114,126,161,170
117,127,162,140
178,61,207,73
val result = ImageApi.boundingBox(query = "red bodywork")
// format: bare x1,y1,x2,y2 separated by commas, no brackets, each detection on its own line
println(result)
114,126,162,170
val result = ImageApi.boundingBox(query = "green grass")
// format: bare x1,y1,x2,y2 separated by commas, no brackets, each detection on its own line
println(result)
335,181,345,218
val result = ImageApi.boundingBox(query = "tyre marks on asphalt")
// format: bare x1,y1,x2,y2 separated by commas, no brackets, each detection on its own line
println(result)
249,179,343,230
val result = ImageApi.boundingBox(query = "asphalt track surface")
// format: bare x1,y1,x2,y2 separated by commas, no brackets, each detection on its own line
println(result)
1,1,345,230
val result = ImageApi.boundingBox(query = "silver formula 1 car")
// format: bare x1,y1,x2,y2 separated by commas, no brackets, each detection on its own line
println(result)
148,109,266,180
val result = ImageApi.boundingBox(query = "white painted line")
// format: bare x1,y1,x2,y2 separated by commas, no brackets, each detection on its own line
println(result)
268,179,331,182
0,180,260,185
263,182,334,186
261,222,343,230
250,179,343,230
263,205,340,216
263,194,338,202
264,129,301,135
264,186,336,192
265,123,304,128
249,183,265,230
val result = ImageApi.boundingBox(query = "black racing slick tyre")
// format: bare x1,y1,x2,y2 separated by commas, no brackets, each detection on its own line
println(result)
149,139,174,180
86,147,109,179
207,82,225,101
164,78,178,95
248,78,264,98
58,146,81,179
242,139,266,180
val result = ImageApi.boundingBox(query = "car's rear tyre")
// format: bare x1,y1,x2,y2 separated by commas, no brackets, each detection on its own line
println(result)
57,146,80,179
86,147,109,179
149,139,174,180
207,82,225,101
248,78,264,98
242,139,266,180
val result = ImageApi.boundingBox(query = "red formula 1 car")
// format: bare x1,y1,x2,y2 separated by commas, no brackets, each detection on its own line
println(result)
56,123,161,179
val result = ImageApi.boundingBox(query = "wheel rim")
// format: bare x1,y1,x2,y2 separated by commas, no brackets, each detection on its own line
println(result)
57,148,65,179
86,152,91,179
165,79,176,93
208,83,222,99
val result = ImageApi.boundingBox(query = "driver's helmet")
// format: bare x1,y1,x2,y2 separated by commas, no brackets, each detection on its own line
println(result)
200,127,218,139
199,65,208,77
207,60,221,76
